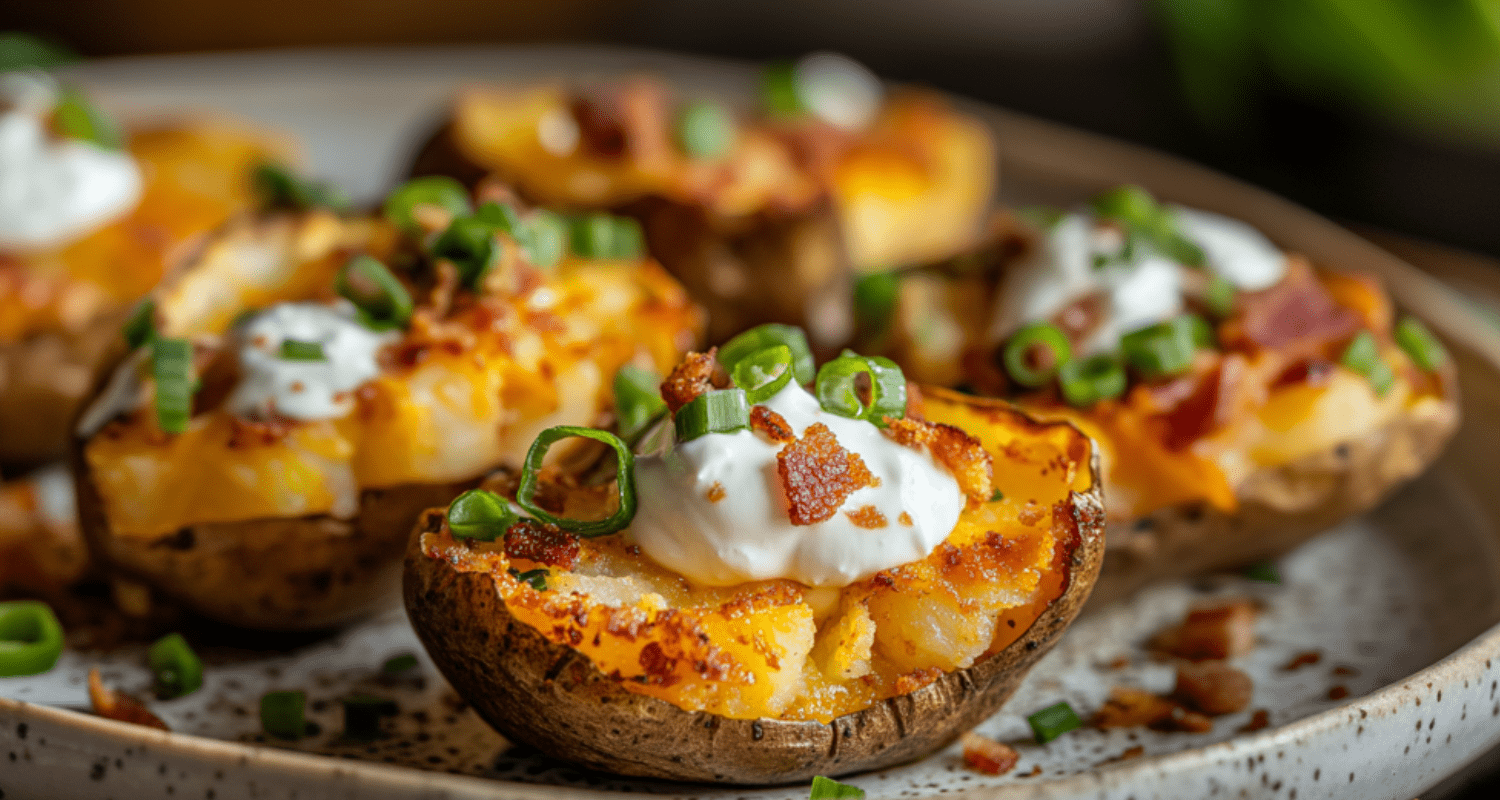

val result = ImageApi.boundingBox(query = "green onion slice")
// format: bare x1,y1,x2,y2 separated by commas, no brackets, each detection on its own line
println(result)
152,337,194,434
523,209,569,269
1002,321,1072,388
1091,185,1205,268
0,32,77,72
676,100,737,159
989,488,1005,503
1204,275,1237,318
853,272,899,343
1340,330,1395,396
122,299,156,349
1058,352,1127,408
55,88,123,150
569,213,642,260
381,653,419,674
383,176,471,233
446,489,520,542
1395,316,1447,372
1243,561,1281,584
278,339,325,361
475,201,522,235
148,633,203,700
1120,315,1204,379
0,600,65,677
338,255,413,330
730,345,796,404
808,775,865,800
517,427,637,537
340,693,398,740
1027,701,1083,743
252,163,348,211
674,388,752,443
762,61,805,116
431,216,498,288
815,352,906,426
718,323,816,385
611,216,645,260
260,690,308,740
613,365,668,444
507,567,549,591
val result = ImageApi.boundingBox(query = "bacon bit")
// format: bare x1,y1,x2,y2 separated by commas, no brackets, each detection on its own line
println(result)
1229,259,1361,355
1019,765,1044,778
1332,665,1359,677
572,80,672,166
660,349,721,413
749,405,795,443
1327,685,1349,700
1098,745,1146,766
226,416,296,447
846,505,887,529
1173,661,1254,715
777,422,875,525
1282,650,1322,671
1151,600,1258,661
637,642,678,685
1271,358,1336,391
898,512,913,527
1239,708,1271,733
706,482,727,503
960,732,1019,776
88,669,169,731
892,666,944,696
1052,291,1108,349
1094,687,1213,733
1159,354,1248,452
1017,501,1045,526
884,417,993,504
503,519,580,569
1105,655,1131,670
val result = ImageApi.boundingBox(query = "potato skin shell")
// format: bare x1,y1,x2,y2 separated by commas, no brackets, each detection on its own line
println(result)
402,475,1104,784
0,312,127,467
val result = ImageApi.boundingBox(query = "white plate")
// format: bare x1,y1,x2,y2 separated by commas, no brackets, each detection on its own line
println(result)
4,46,1500,800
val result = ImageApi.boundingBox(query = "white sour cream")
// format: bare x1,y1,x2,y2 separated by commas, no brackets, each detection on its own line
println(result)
795,52,883,131
631,382,964,588
227,301,397,421
0,70,143,250
1171,205,1287,291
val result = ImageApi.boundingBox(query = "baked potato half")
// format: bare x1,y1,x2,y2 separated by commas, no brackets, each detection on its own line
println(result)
0,466,87,600
72,185,702,630
409,54,995,347
0,72,282,465
863,188,1460,604
404,343,1103,783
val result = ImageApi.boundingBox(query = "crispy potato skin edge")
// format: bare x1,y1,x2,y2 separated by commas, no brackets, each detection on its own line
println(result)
402,449,1104,784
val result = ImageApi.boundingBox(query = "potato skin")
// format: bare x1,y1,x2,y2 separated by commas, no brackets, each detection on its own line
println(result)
402,465,1104,783
0,313,126,466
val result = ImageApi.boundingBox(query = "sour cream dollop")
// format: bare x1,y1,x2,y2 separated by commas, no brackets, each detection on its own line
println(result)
227,301,398,421
0,71,142,250
631,382,964,588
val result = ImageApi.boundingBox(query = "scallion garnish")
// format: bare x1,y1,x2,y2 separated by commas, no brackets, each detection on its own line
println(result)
151,337,194,434
1395,316,1447,372
675,100,736,159
730,345,795,404
0,600,64,678
507,567,549,591
674,389,751,442
278,339,325,361
1204,275,1237,318
1027,701,1083,743
815,352,906,426
147,633,203,700
1001,321,1072,388
989,488,1005,503
260,690,308,740
1340,330,1395,396
431,215,498,288
1243,561,1281,584
853,272,900,344
122,299,155,349
0,32,77,72
718,323,816,385
522,209,569,269
475,201,522,235
340,693,398,741
808,775,864,799
762,61,804,116
381,653,419,674
252,163,348,211
1058,352,1127,408
516,426,637,537
338,255,413,330
568,213,643,260
1120,315,1204,379
613,365,668,444
54,88,123,150
383,176,471,234
1091,185,1205,268
446,489,520,542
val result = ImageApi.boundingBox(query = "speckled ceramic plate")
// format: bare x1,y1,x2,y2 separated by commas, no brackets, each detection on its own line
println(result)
5,46,1500,800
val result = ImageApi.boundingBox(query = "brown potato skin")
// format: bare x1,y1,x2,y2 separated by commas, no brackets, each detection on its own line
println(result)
402,462,1104,783
0,313,126,466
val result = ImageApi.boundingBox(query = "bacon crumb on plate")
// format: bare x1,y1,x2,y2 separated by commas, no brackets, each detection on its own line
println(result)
1173,661,1253,716
1150,599,1258,661
960,732,1019,776
88,668,169,731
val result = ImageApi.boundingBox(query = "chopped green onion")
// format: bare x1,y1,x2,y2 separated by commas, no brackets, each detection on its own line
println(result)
475,201,522,235
148,633,203,700
674,389,752,442
815,352,906,426
1204,275,1237,318
1016,205,1066,231
516,426,637,537
675,100,737,159
383,176,471,233
1002,321,1072,388
989,488,1005,503
0,32,77,72
1120,316,1203,379
1091,185,1205,267
1189,315,1217,349
730,345,795,404
853,272,899,343
381,653,419,674
1027,701,1083,743
1058,353,1127,408
431,216,498,288
568,213,644,260
260,690,308,740
613,365,668,444
1395,316,1447,372
151,337,194,434
1243,561,1281,584
446,489,520,542
611,216,645,260
122,299,156,349
507,567,549,591
340,693,398,740
1340,330,1395,396
278,339,325,361
1091,185,1160,228
808,775,865,799
718,323,816,385
54,88,123,150
523,209,569,269
0,600,64,677
252,163,348,211
762,61,804,116
338,255,413,330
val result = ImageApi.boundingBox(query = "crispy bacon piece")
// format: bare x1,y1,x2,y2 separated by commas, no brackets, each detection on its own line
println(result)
1282,650,1322,671
1093,687,1213,733
884,417,993,504
503,519,581,569
777,423,876,525
571,80,672,167
88,669,169,731
1239,708,1272,732
660,349,722,413
845,505,887,529
1230,259,1361,356
960,732,1020,776
1158,353,1248,452
1173,661,1253,716
1151,599,1258,661
749,405,795,443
